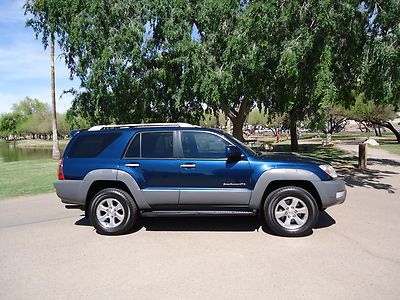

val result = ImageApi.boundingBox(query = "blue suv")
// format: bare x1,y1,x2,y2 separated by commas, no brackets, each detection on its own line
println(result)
54,123,346,236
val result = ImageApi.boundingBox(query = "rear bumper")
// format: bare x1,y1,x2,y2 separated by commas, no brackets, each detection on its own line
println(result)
53,180,88,205
313,179,346,209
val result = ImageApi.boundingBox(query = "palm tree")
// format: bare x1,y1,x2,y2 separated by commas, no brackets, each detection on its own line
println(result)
50,35,60,160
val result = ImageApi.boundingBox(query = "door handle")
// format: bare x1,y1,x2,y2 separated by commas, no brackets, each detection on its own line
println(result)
180,163,196,169
125,163,140,168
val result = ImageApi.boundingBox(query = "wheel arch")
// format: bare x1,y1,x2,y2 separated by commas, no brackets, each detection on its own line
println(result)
85,180,134,215
249,168,323,211
83,169,151,217
261,180,322,211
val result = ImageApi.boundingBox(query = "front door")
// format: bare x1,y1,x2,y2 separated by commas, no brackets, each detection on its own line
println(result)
119,131,180,207
177,131,252,205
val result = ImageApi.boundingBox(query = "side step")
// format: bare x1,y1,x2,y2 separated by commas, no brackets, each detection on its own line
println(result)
141,210,257,217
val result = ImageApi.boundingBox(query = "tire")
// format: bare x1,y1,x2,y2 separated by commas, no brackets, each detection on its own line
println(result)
263,186,319,237
89,188,138,235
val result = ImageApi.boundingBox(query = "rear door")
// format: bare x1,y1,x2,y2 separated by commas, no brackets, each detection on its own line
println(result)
177,130,252,205
119,131,180,207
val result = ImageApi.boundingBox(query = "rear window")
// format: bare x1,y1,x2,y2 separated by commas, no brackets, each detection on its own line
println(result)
68,133,121,158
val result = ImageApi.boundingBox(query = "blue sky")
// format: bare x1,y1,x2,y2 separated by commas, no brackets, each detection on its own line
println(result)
0,0,77,114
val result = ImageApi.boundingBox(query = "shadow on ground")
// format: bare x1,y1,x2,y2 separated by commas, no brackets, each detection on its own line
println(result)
75,211,335,235
339,167,397,193
368,158,400,167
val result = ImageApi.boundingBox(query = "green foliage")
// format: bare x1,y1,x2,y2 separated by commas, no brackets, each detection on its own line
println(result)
309,103,349,134
26,0,205,125
65,108,90,130
200,113,218,128
0,98,69,139
12,97,48,116
0,113,24,139
360,1,400,108
349,95,397,123
247,109,269,127
24,0,400,146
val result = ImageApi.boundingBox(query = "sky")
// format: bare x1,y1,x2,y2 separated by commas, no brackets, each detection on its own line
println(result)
0,0,78,114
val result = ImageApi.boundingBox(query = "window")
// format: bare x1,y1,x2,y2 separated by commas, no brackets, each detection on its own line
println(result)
68,133,121,158
125,134,140,158
181,132,229,159
141,132,173,158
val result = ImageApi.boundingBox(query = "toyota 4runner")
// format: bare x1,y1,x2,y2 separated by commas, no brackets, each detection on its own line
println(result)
54,123,346,236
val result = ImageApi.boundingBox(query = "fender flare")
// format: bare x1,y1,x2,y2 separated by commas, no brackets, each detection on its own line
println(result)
82,169,150,210
249,168,321,210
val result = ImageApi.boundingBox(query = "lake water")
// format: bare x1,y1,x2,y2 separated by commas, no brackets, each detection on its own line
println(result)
0,141,65,162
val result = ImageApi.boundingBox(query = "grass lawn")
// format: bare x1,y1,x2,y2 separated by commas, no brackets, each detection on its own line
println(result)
378,139,400,156
0,158,58,199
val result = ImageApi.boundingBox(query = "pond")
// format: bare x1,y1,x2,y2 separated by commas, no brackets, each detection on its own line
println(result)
0,141,65,162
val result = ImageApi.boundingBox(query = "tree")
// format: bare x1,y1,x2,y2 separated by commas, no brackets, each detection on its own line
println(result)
33,0,205,126
25,0,62,159
245,0,369,151
65,109,90,130
349,95,400,142
12,97,50,138
247,109,269,127
193,0,264,140
309,103,348,135
12,97,47,116
360,1,400,110
0,113,24,141
24,0,383,148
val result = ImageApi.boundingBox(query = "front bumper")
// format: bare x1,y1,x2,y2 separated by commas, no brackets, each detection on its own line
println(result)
313,179,346,209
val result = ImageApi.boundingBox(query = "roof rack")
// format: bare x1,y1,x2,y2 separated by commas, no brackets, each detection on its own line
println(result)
88,122,198,131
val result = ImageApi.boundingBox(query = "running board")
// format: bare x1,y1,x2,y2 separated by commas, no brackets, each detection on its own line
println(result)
141,210,256,217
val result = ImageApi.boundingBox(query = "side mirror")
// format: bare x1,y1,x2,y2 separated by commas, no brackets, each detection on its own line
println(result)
225,145,242,159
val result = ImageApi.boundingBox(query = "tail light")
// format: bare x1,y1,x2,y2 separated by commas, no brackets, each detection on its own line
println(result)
58,158,65,180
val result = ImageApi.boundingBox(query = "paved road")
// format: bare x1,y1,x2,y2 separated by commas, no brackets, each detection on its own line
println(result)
1,157,400,299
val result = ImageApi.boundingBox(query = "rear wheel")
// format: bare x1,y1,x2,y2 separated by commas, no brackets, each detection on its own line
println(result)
263,186,319,237
89,188,138,235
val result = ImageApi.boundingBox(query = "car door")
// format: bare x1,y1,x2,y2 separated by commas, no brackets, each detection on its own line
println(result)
177,130,252,205
119,130,180,207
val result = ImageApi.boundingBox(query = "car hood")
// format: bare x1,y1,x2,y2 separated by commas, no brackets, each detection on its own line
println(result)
254,152,329,166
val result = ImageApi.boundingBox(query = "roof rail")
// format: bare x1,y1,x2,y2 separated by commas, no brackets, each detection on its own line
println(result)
88,122,198,131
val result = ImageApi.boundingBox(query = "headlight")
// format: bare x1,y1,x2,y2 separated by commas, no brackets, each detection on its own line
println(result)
319,164,337,179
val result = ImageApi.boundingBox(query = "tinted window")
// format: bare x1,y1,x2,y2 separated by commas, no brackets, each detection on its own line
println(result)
181,132,229,159
125,134,140,158
68,133,121,158
141,132,173,158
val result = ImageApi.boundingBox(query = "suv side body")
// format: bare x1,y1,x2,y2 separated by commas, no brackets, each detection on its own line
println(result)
54,125,346,236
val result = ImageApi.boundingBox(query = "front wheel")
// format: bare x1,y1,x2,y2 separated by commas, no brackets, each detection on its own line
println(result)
263,186,319,237
89,188,138,235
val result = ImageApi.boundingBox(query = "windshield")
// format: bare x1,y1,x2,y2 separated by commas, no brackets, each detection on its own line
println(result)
219,131,258,156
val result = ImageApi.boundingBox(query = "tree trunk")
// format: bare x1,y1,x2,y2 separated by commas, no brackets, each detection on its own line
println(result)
224,98,252,141
373,125,378,136
384,122,400,143
289,109,299,152
369,120,400,143
50,36,60,160
231,117,245,141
